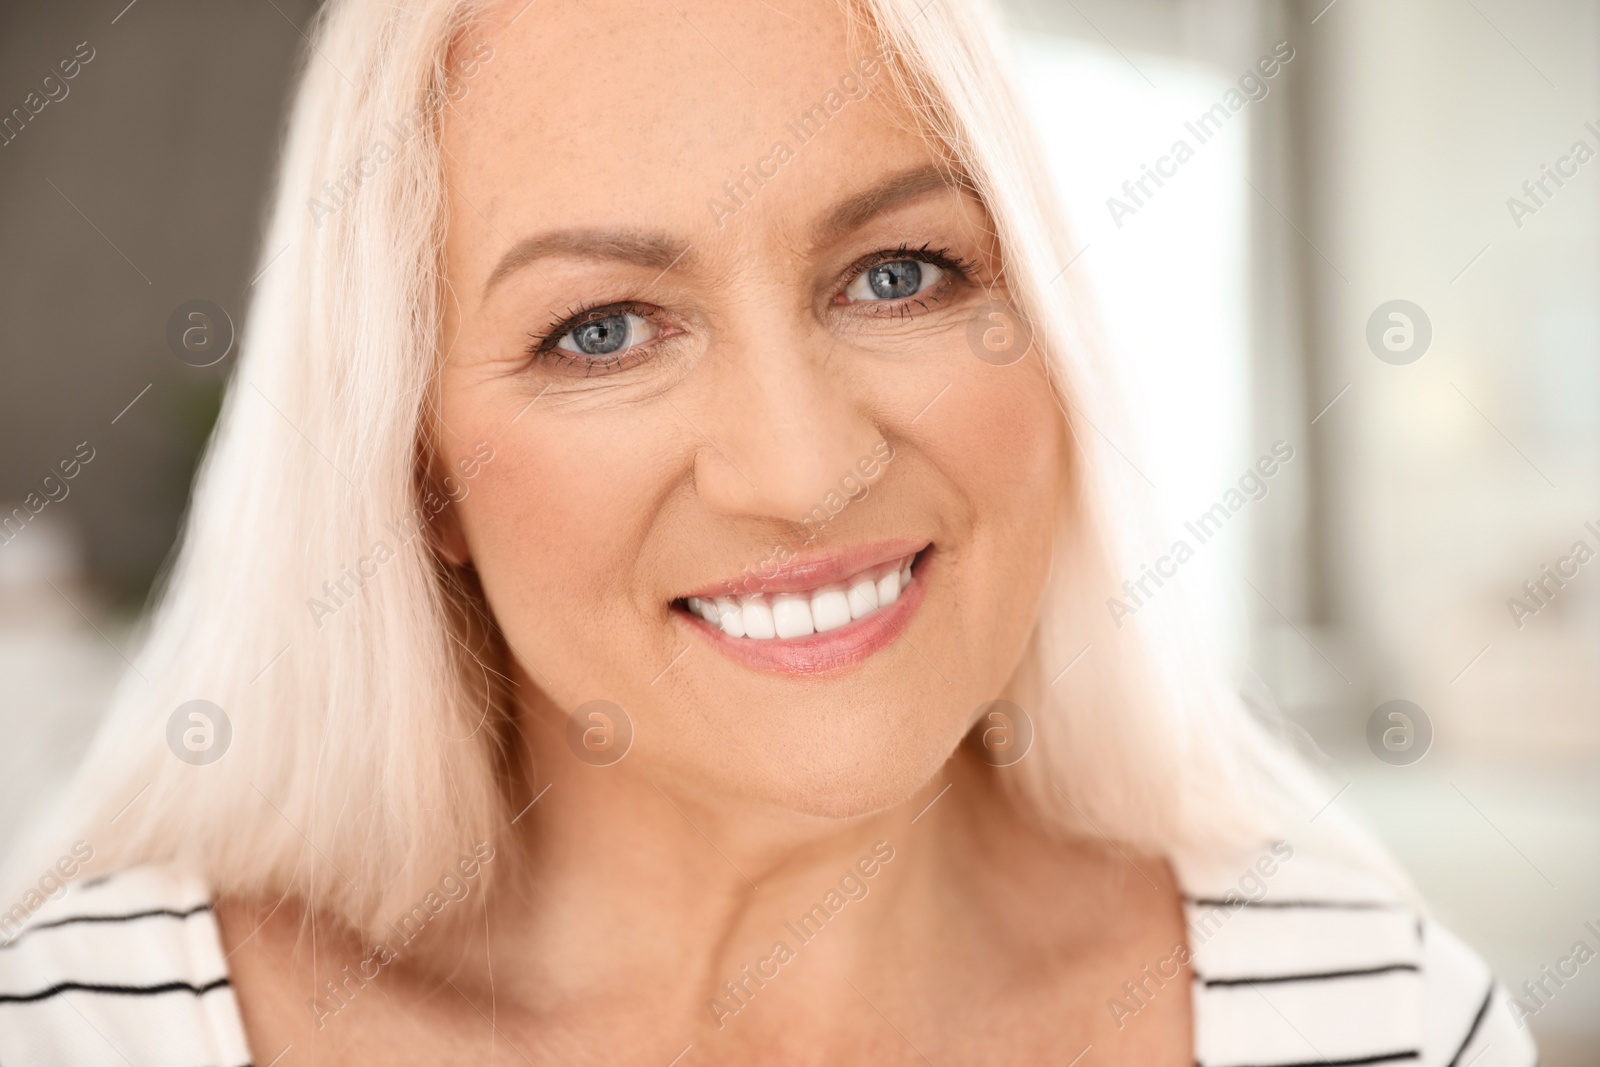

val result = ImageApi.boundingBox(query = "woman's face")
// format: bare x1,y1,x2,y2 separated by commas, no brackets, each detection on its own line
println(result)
437,0,1064,818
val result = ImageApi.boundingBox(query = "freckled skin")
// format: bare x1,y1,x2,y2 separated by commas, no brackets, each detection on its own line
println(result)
219,0,1192,1062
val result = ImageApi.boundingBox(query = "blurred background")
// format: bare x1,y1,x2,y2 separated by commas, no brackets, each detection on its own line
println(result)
0,0,1595,1060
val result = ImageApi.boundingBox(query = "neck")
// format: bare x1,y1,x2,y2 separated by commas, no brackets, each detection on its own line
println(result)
427,695,1024,1025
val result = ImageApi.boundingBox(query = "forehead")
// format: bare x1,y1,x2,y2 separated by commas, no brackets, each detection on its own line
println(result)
443,0,938,270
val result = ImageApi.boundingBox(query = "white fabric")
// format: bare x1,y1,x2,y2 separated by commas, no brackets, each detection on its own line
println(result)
0,866,249,1067
1176,846,1537,1067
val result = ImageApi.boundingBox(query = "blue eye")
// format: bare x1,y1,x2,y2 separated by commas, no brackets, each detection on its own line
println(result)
555,311,658,357
845,259,946,302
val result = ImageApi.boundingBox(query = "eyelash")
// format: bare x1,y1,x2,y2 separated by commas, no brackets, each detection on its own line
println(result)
523,243,975,369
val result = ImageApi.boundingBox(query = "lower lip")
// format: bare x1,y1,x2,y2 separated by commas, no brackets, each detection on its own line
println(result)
676,554,931,676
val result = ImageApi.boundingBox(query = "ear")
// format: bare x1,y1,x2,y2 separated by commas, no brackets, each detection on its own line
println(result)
429,485,471,567
420,448,471,567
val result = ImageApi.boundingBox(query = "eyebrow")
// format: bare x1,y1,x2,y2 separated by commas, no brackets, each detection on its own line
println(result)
480,164,961,297
811,164,961,247
482,230,689,296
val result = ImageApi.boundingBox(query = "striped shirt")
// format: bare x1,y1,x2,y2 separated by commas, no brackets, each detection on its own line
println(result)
1176,846,1537,1067
0,853,1537,1065
0,866,247,1066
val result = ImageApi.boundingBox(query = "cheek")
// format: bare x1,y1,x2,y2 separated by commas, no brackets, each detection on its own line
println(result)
909,353,1061,683
465,448,592,562
922,354,1062,525
453,413,678,654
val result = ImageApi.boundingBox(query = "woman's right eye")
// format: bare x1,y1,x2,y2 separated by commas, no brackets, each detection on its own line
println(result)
554,311,659,357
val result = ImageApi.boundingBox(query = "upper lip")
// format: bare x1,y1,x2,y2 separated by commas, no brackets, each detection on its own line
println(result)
675,538,930,600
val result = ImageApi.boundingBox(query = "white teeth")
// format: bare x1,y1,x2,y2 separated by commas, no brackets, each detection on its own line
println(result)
810,586,852,632
876,567,901,607
684,553,919,641
715,597,745,637
742,596,777,639
846,576,879,618
772,595,815,639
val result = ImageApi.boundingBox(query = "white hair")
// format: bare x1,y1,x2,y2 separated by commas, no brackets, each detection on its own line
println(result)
6,0,1400,934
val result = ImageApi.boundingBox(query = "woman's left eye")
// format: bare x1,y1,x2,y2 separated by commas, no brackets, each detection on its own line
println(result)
844,259,947,302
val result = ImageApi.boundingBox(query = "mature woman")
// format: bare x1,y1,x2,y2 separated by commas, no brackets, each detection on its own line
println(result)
0,0,1533,1063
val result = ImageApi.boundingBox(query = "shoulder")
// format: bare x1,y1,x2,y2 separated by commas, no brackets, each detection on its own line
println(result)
0,863,250,1067
1174,842,1536,1067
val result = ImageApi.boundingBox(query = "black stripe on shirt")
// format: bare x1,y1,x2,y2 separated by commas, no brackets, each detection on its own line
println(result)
1442,981,1494,1067
0,904,212,950
1199,962,1420,987
1208,1052,1419,1067
0,976,229,1005
1185,897,1402,911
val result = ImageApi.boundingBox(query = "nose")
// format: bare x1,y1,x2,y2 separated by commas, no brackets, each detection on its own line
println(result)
689,322,884,525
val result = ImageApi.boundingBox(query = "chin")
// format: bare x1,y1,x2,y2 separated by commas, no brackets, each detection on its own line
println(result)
705,701,967,821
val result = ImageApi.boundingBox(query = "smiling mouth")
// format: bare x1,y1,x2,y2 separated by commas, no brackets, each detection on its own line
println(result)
677,550,920,641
